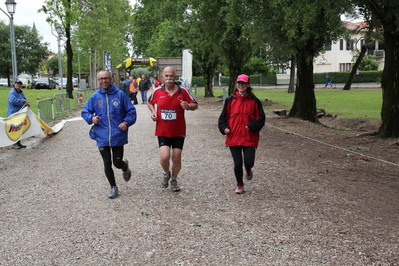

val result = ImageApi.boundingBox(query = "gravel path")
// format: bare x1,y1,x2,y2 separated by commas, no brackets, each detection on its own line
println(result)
0,98,398,265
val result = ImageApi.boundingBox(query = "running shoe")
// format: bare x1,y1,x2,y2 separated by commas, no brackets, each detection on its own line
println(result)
235,185,244,194
108,186,118,198
161,171,171,188
122,159,131,182
170,178,180,192
245,169,253,180
12,143,21,149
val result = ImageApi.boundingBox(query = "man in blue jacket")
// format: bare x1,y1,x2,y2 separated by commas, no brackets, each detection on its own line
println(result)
7,80,31,149
82,70,137,198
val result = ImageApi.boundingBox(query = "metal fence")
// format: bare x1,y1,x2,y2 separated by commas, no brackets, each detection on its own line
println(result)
37,98,54,126
36,90,91,126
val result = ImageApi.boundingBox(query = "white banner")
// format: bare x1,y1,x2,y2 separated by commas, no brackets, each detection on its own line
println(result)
182,49,193,88
0,107,64,148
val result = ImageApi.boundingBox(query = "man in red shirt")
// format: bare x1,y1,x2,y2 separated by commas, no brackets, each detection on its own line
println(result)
147,66,198,191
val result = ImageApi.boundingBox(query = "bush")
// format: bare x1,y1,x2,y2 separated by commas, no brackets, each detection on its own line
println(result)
314,71,382,84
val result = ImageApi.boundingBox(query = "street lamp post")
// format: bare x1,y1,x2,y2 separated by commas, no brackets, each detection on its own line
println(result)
55,24,63,92
77,41,81,89
88,48,91,89
0,0,18,83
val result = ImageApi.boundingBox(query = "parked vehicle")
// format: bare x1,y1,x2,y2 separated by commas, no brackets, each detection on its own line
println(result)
34,77,56,90
0,78,8,86
18,78,31,89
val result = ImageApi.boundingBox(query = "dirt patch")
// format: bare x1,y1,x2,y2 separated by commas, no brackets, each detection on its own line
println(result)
0,97,398,265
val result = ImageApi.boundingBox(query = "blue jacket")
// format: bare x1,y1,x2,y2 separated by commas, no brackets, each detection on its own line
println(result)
7,88,28,116
81,84,137,147
120,79,131,98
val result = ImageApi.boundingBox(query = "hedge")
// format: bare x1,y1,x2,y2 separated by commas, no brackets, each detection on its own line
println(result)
190,71,382,86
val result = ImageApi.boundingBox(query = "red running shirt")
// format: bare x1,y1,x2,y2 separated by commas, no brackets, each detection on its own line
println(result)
148,86,197,137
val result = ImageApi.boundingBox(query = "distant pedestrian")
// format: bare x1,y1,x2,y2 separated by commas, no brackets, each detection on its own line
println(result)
129,77,139,105
7,80,30,149
119,77,131,98
218,74,265,194
139,74,151,104
81,70,137,199
325,73,333,87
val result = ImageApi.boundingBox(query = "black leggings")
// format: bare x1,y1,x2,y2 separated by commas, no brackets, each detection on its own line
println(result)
99,146,126,187
229,146,256,186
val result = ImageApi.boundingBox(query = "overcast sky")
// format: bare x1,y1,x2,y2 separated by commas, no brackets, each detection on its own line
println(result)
0,0,137,53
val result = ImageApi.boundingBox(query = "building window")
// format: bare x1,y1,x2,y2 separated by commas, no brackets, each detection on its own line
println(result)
339,63,345,71
275,65,287,74
346,63,351,71
340,39,344,50
346,40,354,50
325,44,332,51
378,42,385,50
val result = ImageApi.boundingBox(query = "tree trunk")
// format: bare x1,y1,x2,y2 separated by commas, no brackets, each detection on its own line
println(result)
288,52,318,123
228,67,240,95
288,55,296,93
203,67,214,97
66,23,74,99
378,30,399,138
343,45,367,91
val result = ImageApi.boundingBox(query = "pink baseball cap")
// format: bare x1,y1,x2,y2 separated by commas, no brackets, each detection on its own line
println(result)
236,74,249,83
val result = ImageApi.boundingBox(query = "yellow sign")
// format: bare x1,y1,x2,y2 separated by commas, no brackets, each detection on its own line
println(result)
5,112,31,141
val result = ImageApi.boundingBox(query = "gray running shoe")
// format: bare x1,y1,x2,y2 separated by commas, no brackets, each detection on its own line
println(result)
161,171,170,188
108,186,118,198
122,159,131,182
170,178,180,192
245,169,253,180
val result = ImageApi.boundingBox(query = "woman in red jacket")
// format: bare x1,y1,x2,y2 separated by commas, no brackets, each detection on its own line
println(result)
218,74,266,194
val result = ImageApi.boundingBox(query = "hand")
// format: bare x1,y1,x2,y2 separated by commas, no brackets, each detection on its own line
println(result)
92,116,101,124
180,101,189,110
23,100,30,107
118,121,128,131
150,112,158,121
224,128,230,134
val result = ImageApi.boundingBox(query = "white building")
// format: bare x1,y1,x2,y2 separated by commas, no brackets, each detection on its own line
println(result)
277,21,385,84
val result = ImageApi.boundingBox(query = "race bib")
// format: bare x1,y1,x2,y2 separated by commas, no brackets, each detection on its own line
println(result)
161,109,177,121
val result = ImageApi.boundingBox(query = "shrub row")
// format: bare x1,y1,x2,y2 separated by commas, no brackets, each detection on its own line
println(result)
190,71,382,86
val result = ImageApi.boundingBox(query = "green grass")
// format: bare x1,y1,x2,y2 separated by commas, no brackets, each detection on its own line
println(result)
1,86,382,120
208,88,382,119
0,87,94,117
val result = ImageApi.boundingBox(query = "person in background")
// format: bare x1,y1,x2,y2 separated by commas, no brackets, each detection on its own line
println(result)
325,73,333,87
218,74,265,194
7,80,31,149
81,70,137,198
147,66,198,192
119,77,131,98
154,76,162,88
139,74,151,104
129,77,139,105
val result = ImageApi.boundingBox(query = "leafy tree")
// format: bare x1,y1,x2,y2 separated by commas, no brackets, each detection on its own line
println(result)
355,1,399,137
42,0,132,95
16,25,51,79
246,0,350,122
182,0,225,97
343,22,381,90
0,22,49,85
241,57,271,76
353,54,380,71
131,0,186,57
0,21,13,83
73,0,132,87
145,20,184,58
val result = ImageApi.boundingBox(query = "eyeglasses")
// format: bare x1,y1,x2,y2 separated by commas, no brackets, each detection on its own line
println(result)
98,77,111,81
